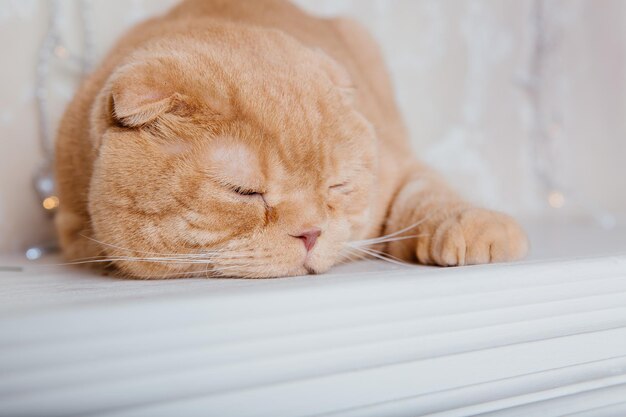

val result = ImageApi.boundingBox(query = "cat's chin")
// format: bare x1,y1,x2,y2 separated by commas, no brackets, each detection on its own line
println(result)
255,262,332,279
302,263,327,276
232,244,339,278
245,258,334,279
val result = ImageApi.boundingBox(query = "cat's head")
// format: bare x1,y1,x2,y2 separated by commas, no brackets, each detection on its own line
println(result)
88,26,377,279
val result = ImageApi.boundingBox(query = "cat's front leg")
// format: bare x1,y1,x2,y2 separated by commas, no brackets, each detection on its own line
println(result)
384,163,528,266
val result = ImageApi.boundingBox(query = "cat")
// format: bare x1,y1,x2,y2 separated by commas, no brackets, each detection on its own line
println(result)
54,0,528,279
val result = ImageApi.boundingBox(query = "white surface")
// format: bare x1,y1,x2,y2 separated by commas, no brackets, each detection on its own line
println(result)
1,222,626,416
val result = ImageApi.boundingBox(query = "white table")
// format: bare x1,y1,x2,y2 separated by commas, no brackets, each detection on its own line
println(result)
1,221,626,417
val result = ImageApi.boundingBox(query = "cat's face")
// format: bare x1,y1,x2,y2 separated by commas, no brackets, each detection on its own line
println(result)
88,32,377,278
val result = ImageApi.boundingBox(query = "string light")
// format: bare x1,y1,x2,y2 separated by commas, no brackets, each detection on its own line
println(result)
53,45,68,59
42,196,60,211
26,0,95,261
548,191,565,209
25,247,44,261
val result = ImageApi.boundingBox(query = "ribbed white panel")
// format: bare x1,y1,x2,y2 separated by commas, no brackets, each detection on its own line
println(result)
1,252,626,416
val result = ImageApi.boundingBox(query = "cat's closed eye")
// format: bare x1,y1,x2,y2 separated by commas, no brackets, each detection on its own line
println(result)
229,185,263,197
329,182,354,194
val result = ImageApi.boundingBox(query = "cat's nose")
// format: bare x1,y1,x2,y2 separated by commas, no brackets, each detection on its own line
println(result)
292,228,322,252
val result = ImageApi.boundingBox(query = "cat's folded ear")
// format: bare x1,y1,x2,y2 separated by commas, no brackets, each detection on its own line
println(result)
107,61,194,128
90,58,206,148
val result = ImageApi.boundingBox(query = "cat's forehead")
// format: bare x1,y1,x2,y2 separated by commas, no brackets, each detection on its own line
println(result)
199,134,354,186
203,136,263,184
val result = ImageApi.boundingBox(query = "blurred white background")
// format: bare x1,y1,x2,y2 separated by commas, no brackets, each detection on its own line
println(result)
1,0,625,253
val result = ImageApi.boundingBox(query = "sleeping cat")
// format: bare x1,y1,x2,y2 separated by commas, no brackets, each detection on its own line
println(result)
55,0,528,279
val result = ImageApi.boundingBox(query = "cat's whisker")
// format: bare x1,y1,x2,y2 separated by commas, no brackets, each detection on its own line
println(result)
342,248,371,264
338,246,374,264
44,256,257,279
79,234,242,258
348,233,428,248
348,246,410,267
59,253,216,263
340,249,359,263
73,235,263,270
51,252,262,266
341,247,370,263
51,258,218,267
351,215,433,247
356,246,408,265
336,248,356,264
358,250,407,267
75,254,225,263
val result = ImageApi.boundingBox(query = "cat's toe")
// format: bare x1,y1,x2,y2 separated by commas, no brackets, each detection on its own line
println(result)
429,218,467,266
428,208,528,266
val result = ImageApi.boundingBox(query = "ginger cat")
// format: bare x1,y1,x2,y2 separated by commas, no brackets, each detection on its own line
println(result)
55,0,528,279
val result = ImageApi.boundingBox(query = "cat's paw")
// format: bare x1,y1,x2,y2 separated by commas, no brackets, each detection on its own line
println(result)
422,208,528,266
